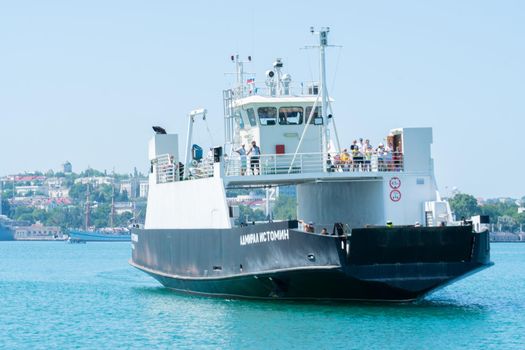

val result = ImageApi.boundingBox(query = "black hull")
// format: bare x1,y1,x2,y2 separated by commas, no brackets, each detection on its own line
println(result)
131,221,492,301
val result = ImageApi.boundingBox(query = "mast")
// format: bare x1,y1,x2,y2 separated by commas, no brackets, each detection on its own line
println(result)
310,27,330,172
85,183,91,230
110,182,115,228
231,54,252,98
234,54,244,96
317,27,330,172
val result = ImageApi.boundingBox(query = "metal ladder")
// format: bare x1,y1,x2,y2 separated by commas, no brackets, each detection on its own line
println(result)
222,89,234,142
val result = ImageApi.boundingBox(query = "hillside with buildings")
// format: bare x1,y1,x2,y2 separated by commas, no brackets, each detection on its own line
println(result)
2,161,524,241
0,162,148,236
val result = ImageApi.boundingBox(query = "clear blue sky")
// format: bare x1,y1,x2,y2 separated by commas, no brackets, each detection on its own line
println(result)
0,0,523,199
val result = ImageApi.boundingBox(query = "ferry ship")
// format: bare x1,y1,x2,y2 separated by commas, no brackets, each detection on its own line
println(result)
130,28,492,301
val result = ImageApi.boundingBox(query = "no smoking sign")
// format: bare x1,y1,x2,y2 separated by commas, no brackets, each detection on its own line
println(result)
389,177,401,189
390,190,401,202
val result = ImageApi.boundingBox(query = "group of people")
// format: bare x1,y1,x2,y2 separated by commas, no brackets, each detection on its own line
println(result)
299,220,345,235
330,138,402,172
235,141,261,176
233,137,403,176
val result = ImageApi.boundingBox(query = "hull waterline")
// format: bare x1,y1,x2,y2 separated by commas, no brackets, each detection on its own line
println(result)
130,221,492,301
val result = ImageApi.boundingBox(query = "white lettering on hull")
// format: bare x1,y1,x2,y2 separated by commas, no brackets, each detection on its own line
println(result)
240,229,290,246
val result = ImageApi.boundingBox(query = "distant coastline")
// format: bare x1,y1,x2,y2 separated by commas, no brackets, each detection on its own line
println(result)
490,231,525,243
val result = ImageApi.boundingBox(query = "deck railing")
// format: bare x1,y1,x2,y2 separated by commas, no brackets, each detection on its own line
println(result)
155,151,404,184
155,154,176,183
155,154,214,184
225,151,404,177
232,81,320,99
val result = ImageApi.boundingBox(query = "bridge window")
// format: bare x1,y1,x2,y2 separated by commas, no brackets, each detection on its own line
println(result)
305,106,323,124
279,107,303,125
246,108,257,127
235,111,245,129
258,107,277,126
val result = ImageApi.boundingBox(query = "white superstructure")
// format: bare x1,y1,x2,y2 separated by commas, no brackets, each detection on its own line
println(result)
145,28,451,232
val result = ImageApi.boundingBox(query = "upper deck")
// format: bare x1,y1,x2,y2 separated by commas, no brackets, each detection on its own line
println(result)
150,125,433,189
153,149,404,187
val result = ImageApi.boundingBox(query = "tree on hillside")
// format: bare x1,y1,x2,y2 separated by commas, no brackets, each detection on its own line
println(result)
80,168,105,177
448,193,480,219
273,195,297,220
69,183,88,202
115,212,133,227
1,199,11,217
13,206,33,222
90,203,111,228
116,189,129,202
238,205,265,223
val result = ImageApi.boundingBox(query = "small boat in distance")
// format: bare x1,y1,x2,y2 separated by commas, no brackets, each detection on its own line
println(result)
68,228,130,242
67,182,132,242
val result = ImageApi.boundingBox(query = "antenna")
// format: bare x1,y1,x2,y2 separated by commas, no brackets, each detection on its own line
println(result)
310,27,331,171
229,54,254,98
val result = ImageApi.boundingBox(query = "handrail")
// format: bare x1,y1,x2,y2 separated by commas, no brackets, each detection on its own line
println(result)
155,153,214,184
154,151,404,184
233,81,322,98
225,151,404,177
155,154,176,184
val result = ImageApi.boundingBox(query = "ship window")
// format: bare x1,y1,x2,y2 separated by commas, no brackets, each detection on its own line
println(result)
235,112,245,129
246,108,257,127
258,107,277,126
279,107,303,125
305,106,323,125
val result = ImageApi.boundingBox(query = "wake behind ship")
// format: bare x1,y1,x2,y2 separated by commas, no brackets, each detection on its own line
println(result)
130,28,492,301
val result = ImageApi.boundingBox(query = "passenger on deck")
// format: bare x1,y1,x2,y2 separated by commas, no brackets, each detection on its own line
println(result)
340,149,350,171
393,140,403,171
321,228,328,235
235,144,247,175
382,144,393,172
363,140,373,171
326,153,336,172
359,138,365,152
376,143,386,171
247,141,261,175
351,141,363,171
306,222,315,233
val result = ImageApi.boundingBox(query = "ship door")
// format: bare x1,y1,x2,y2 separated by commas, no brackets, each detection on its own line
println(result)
393,134,403,153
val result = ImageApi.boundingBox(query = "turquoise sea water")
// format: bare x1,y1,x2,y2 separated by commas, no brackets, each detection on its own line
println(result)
0,242,523,350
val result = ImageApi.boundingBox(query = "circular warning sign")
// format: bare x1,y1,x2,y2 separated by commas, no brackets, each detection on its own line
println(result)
389,177,401,189
390,190,401,202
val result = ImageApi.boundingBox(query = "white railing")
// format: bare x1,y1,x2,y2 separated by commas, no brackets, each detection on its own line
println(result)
225,151,404,177
155,154,176,184
331,151,405,173
233,81,320,99
155,151,404,183
225,152,322,176
155,154,214,184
